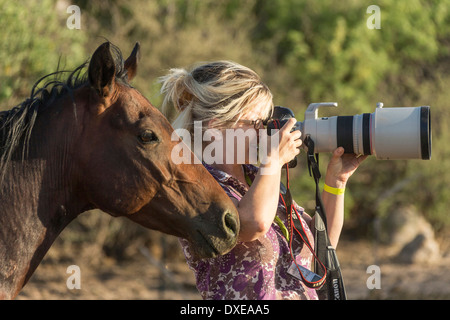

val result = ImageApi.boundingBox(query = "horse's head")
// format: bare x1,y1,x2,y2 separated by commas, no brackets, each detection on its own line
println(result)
74,42,239,258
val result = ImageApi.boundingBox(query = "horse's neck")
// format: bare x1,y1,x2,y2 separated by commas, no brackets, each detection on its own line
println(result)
0,163,82,299
0,101,87,299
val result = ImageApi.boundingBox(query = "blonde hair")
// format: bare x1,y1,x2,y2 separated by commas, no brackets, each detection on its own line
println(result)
159,61,274,136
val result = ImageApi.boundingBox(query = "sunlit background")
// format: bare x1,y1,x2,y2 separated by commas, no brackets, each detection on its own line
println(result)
1,0,449,299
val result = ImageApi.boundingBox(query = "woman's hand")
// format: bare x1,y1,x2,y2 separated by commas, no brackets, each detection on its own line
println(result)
325,147,367,188
266,118,302,169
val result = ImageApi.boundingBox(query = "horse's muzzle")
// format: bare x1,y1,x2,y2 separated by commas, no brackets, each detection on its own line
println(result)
192,205,240,258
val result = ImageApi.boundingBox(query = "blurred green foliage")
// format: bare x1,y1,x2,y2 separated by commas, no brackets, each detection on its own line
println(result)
0,0,87,104
1,0,449,248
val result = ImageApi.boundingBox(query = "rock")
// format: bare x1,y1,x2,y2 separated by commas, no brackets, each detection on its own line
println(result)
382,206,441,264
396,234,441,264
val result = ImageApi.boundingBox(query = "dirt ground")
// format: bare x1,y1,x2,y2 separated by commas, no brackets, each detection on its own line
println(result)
16,235,450,300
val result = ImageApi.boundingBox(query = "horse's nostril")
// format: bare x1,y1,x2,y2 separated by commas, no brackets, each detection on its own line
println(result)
224,212,238,237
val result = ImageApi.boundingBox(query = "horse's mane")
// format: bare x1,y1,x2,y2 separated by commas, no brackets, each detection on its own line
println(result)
0,42,128,183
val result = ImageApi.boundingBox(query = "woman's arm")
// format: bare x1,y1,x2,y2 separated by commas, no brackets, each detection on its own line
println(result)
237,118,302,242
320,147,366,248
233,166,282,242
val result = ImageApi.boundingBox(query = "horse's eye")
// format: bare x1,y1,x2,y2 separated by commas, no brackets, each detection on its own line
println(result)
138,130,159,144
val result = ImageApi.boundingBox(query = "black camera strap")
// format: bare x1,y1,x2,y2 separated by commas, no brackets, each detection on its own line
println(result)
304,135,347,300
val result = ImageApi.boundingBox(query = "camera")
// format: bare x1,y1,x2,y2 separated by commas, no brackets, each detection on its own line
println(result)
267,102,431,161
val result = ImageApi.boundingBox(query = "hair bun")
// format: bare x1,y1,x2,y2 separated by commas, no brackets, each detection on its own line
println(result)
159,68,193,113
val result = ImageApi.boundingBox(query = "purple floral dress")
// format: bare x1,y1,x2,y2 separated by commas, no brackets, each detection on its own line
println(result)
179,164,319,300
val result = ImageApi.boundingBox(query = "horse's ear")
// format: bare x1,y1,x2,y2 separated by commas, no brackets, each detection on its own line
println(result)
124,42,140,82
88,42,116,97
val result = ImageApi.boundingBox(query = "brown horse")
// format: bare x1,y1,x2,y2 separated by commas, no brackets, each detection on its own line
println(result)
0,42,239,299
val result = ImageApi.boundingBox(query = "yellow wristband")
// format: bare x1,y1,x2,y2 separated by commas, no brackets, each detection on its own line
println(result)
324,183,345,195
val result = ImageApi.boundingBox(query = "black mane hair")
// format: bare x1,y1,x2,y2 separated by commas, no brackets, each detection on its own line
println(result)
0,42,128,183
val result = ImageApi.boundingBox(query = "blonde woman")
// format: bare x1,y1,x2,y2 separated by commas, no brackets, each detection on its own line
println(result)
160,61,365,300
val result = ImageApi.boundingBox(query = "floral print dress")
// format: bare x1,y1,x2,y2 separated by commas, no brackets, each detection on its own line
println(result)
179,164,319,300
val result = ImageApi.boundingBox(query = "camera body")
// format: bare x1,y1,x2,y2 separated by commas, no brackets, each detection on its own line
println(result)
267,102,431,163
